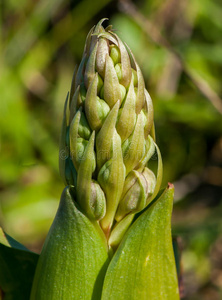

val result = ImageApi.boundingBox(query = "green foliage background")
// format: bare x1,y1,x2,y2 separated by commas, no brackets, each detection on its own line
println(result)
0,0,222,299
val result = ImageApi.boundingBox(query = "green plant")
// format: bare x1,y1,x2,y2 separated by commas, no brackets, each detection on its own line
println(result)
0,19,179,300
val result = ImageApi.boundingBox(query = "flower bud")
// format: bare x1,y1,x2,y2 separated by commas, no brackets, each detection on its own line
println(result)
59,19,162,241
89,180,106,220
115,170,149,222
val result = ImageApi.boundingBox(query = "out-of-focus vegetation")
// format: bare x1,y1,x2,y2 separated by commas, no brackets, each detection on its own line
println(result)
0,0,221,299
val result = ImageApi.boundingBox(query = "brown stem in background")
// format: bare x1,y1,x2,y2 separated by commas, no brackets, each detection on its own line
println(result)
118,0,222,114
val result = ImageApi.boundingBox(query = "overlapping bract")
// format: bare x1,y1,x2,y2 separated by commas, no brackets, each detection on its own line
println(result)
59,19,162,242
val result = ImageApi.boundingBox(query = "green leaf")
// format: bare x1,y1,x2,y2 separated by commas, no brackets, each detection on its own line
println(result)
30,186,109,300
102,184,180,300
0,228,39,300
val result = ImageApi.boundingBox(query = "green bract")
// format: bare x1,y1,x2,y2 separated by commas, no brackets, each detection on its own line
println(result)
59,19,162,245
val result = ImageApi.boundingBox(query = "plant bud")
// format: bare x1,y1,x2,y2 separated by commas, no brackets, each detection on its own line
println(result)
115,170,149,222
89,180,106,220
59,19,162,241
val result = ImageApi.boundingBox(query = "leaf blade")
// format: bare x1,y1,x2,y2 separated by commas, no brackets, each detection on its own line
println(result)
0,228,39,300
30,186,109,300
102,183,180,300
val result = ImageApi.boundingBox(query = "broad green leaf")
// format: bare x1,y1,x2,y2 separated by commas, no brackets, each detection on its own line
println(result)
30,186,109,300
0,228,39,300
0,227,30,251
102,184,180,300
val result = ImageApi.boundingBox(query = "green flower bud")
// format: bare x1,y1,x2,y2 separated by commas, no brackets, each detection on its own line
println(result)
122,113,145,175
100,83,126,105
142,167,156,204
135,135,155,171
89,180,106,220
97,97,110,122
110,44,121,65
76,137,89,163
78,112,91,140
96,38,109,77
115,170,149,222
97,73,104,93
132,68,138,86
115,63,122,82
59,19,162,242
85,73,110,131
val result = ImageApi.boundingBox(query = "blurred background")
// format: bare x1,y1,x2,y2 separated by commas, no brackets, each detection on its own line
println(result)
0,0,222,299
